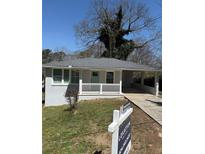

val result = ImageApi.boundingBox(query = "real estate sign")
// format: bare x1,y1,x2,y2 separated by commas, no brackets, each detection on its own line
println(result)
108,103,133,154
118,115,131,154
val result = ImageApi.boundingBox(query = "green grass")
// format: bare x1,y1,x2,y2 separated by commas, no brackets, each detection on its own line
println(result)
43,99,124,154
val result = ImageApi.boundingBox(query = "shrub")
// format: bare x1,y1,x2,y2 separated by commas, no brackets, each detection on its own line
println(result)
65,85,79,111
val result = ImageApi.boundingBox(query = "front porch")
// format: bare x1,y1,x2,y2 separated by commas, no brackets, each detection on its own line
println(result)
78,69,122,98
78,69,161,97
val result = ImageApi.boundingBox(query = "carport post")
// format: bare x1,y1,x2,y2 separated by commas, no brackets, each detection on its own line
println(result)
119,70,122,94
154,72,159,96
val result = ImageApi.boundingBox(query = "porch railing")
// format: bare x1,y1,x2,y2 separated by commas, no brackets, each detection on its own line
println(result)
79,81,121,95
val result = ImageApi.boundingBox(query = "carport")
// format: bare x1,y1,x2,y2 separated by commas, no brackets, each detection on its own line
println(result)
122,70,161,96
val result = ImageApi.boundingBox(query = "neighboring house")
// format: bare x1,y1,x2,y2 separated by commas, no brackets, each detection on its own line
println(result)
43,58,161,106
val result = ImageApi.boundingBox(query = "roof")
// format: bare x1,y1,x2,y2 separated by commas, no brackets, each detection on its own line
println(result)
42,58,160,72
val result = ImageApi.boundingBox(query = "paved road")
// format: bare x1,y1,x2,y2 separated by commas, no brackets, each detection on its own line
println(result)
123,93,162,125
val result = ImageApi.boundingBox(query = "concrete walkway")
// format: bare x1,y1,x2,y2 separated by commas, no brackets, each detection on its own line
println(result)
123,93,162,125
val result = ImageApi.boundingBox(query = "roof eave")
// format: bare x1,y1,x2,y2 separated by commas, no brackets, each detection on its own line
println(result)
42,65,161,72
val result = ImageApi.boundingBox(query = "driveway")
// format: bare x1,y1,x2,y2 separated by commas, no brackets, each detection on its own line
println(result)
123,92,162,125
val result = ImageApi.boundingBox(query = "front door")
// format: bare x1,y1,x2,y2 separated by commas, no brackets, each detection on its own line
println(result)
91,71,99,83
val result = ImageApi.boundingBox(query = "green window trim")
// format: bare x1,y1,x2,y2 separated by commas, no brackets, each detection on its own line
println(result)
52,69,71,84
91,71,99,83
53,69,62,83
64,69,70,83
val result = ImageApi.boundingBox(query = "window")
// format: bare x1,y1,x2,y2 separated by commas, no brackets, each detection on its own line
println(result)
53,69,62,83
91,71,99,83
64,69,70,83
106,72,114,83
52,69,79,84
92,72,98,77
71,70,79,84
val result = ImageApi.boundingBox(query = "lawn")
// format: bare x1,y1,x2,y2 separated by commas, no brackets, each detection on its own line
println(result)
43,98,162,154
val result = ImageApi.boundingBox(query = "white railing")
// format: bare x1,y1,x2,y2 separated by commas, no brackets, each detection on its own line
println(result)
136,83,161,96
79,81,121,95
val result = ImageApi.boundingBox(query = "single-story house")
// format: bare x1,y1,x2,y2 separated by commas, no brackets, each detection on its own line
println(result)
43,58,161,106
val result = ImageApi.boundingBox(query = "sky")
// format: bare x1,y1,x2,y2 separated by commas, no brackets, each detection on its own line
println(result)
42,0,161,53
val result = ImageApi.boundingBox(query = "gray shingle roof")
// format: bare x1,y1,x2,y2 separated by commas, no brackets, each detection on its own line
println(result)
42,58,160,71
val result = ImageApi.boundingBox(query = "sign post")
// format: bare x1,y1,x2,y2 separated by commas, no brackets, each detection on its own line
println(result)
108,103,133,154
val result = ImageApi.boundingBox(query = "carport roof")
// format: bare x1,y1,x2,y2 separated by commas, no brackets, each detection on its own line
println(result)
42,58,161,72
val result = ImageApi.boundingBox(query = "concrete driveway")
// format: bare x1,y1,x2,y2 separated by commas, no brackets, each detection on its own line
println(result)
123,93,162,125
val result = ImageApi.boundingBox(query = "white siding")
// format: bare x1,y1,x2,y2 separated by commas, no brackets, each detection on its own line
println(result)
45,68,68,106
83,70,121,83
82,70,91,83
114,71,120,83
44,68,122,106
99,71,106,83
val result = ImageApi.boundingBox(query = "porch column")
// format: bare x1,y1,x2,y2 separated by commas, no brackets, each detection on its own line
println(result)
141,72,144,86
154,72,159,96
79,70,82,95
119,70,122,94
100,84,103,94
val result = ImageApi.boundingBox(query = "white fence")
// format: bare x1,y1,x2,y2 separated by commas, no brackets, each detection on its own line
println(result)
80,82,121,94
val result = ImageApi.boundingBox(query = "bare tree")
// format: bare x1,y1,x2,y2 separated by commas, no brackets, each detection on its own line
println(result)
77,42,106,58
127,31,162,68
127,45,161,68
75,0,161,60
